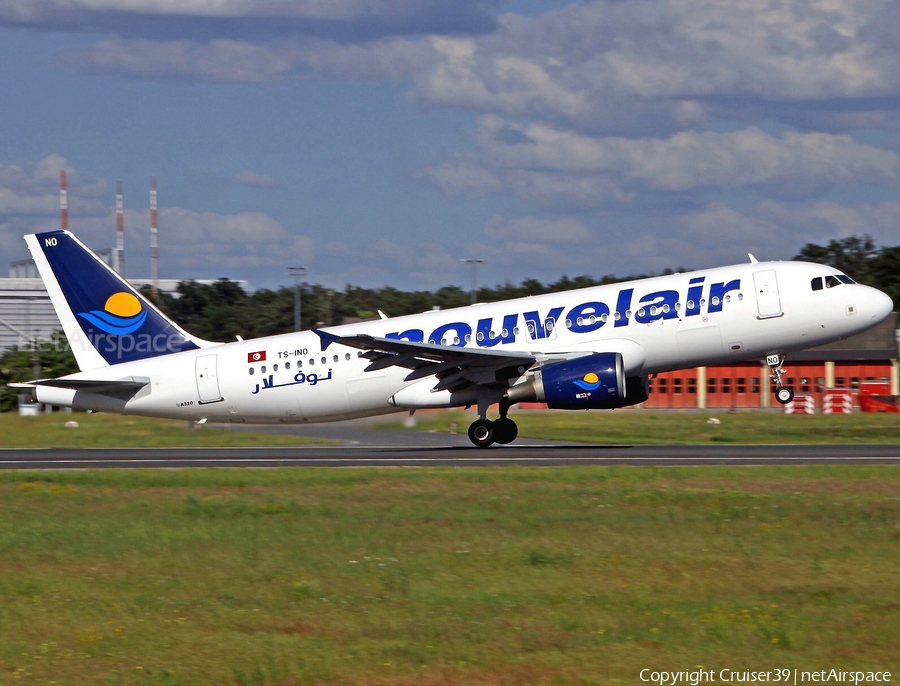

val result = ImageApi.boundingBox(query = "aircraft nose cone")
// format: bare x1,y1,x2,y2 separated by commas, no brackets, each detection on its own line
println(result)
867,287,894,322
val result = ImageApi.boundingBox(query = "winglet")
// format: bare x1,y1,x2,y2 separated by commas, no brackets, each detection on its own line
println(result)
748,253,759,264
312,328,340,351
377,310,389,320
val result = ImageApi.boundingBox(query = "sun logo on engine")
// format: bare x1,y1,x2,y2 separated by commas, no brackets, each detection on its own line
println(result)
574,372,602,391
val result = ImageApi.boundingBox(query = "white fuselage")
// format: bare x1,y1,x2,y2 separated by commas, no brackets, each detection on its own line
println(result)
35,261,893,423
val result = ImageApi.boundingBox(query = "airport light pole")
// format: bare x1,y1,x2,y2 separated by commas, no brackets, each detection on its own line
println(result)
461,259,485,305
288,266,307,331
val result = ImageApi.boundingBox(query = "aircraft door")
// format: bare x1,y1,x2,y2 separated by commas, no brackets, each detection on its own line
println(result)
196,354,224,404
753,270,782,319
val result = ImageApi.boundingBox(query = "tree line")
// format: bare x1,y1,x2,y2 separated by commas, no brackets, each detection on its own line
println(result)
1,235,897,410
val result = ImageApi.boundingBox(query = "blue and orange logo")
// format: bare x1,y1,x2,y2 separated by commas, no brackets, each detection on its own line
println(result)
574,372,602,391
77,292,147,335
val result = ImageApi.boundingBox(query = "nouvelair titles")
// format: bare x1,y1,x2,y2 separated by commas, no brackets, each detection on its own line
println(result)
385,276,742,347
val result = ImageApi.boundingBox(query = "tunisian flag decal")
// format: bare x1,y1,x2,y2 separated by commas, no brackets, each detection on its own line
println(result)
248,351,266,363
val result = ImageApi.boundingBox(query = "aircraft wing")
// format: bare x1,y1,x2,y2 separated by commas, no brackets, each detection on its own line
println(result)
314,329,538,392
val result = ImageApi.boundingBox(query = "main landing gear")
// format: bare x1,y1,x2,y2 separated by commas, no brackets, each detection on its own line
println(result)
467,398,518,448
767,354,794,405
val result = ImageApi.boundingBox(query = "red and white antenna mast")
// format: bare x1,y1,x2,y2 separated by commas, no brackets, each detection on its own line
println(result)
59,170,68,230
150,176,159,297
115,180,125,276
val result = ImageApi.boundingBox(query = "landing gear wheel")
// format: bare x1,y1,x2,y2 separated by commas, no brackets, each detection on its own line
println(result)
493,417,518,445
776,387,794,405
468,419,495,448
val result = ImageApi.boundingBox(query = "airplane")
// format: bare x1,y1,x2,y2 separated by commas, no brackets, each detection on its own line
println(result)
11,229,894,447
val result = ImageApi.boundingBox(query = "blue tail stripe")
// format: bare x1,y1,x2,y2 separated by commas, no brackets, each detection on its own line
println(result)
77,310,149,335
85,309,146,328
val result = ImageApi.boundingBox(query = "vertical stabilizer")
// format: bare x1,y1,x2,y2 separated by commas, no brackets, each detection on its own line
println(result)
26,230,213,371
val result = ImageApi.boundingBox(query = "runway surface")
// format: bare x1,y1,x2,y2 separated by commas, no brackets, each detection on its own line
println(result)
2,441,899,469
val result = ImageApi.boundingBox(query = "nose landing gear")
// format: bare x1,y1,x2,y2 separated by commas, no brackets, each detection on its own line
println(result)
767,354,794,405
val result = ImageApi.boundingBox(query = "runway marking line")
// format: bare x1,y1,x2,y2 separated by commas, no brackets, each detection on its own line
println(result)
1,456,898,467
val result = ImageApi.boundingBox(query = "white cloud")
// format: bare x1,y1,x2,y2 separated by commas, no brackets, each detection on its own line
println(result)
750,200,900,248
413,35,589,119
61,36,434,83
485,215,592,243
470,116,900,197
410,0,897,117
234,170,275,188
40,0,900,139
614,199,900,272
1,0,500,41
503,170,634,205
423,163,503,197
63,39,297,82
0,155,106,217
157,207,291,245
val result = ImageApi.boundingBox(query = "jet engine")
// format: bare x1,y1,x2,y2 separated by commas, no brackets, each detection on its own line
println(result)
505,352,649,410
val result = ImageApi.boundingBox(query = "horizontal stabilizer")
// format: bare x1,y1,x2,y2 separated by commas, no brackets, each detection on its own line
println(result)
10,377,150,395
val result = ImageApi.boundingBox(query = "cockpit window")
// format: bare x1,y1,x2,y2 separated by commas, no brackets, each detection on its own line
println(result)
824,275,842,288
837,275,855,284
811,277,823,291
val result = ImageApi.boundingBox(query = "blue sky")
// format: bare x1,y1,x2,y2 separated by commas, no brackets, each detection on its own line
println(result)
2,0,899,291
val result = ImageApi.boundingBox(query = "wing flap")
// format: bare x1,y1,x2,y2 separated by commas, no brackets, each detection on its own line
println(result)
314,329,536,391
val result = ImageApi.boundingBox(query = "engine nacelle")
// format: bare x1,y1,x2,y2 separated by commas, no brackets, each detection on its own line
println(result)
506,353,649,410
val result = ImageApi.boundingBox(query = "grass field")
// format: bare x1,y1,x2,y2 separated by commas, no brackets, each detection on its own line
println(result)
0,413,323,449
1,466,898,685
386,409,900,445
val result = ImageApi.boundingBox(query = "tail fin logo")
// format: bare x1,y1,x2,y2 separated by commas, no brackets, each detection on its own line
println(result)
76,292,148,335
574,372,601,391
